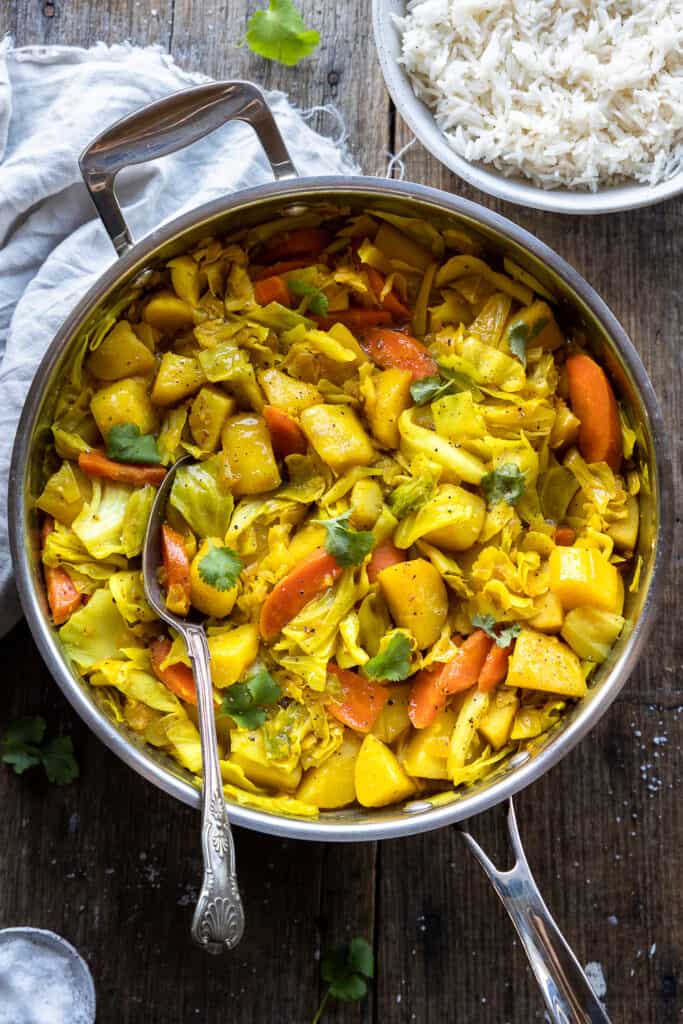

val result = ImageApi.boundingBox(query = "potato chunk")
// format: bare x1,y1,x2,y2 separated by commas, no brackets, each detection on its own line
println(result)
355,734,416,807
299,404,374,473
87,321,156,380
257,368,322,416
221,413,281,496
561,607,625,663
189,386,235,452
151,352,205,406
91,377,158,439
364,368,412,449
142,290,195,333
506,628,586,698
402,708,457,779
419,484,486,552
190,539,239,619
297,731,362,808
372,684,411,745
208,624,259,688
478,690,519,750
549,545,622,614
378,558,448,649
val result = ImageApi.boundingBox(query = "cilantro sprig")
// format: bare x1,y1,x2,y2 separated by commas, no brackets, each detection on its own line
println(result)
507,318,549,368
1,717,79,785
198,543,243,592
106,422,161,465
480,463,526,506
219,665,282,730
316,511,375,568
364,633,412,682
288,278,329,317
312,937,374,1023
410,364,482,406
472,614,521,648
245,0,320,67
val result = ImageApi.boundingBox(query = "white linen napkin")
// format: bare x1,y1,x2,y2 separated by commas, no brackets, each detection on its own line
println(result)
0,40,358,638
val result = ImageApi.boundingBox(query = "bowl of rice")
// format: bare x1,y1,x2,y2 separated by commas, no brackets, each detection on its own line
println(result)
373,0,683,214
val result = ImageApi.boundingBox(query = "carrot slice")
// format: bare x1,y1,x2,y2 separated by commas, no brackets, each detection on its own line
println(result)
263,404,308,457
438,630,493,695
408,665,448,729
262,228,331,262
361,327,438,381
260,548,343,640
365,265,411,320
150,636,197,705
254,275,292,307
477,642,512,694
161,524,191,617
78,450,166,487
367,542,406,584
255,258,313,280
327,664,389,733
312,310,393,332
41,518,82,626
566,353,622,471
554,526,576,546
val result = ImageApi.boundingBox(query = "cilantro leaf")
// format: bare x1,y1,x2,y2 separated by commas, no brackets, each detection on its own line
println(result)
316,512,375,568
1,717,78,784
410,364,482,406
198,543,243,592
245,0,320,67
508,318,549,369
364,633,412,681
472,614,522,648
288,278,329,317
480,463,526,506
39,736,80,785
508,324,529,368
106,422,161,465
316,937,374,1018
219,665,282,730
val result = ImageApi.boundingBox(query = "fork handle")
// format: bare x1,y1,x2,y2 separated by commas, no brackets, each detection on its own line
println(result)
459,800,611,1024
185,625,244,953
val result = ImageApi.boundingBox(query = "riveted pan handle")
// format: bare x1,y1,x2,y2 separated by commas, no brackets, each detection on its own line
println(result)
79,81,298,257
458,800,611,1024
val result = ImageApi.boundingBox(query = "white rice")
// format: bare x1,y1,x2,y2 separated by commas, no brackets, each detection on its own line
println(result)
396,0,683,190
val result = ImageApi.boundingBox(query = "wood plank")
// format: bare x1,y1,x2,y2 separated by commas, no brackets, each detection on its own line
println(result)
4,0,171,48
170,0,391,175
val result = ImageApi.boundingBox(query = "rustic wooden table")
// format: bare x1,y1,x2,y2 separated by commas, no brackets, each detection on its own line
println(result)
1,3,681,1022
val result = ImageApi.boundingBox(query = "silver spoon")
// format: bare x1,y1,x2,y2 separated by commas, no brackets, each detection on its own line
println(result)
142,455,244,953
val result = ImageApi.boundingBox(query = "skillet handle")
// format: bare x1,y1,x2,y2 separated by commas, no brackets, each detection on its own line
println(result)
78,81,298,257
458,799,612,1024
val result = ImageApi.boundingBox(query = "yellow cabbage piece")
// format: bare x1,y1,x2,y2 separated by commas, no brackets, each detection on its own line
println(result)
109,571,156,624
169,454,234,538
71,480,133,559
398,409,487,485
59,588,142,669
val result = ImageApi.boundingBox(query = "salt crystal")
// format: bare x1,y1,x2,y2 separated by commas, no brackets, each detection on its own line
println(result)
0,934,93,1024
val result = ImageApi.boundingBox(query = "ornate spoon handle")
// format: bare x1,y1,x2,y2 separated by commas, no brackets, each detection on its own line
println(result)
185,625,244,953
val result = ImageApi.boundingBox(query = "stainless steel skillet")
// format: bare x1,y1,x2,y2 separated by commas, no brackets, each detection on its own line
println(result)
8,82,672,1021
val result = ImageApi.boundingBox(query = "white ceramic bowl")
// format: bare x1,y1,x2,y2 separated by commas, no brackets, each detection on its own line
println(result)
373,0,683,215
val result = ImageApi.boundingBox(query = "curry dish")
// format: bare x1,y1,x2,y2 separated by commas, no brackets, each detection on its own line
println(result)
38,207,642,817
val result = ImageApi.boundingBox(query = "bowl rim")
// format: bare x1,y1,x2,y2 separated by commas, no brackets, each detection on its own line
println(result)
372,0,683,215
9,175,673,841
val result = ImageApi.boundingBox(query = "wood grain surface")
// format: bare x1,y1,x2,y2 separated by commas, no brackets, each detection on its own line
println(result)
1,2,681,1022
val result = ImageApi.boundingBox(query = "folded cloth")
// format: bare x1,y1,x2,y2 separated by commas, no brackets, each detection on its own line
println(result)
0,40,358,638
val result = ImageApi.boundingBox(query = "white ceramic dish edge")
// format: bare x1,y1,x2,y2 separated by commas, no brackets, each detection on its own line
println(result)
373,0,683,215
